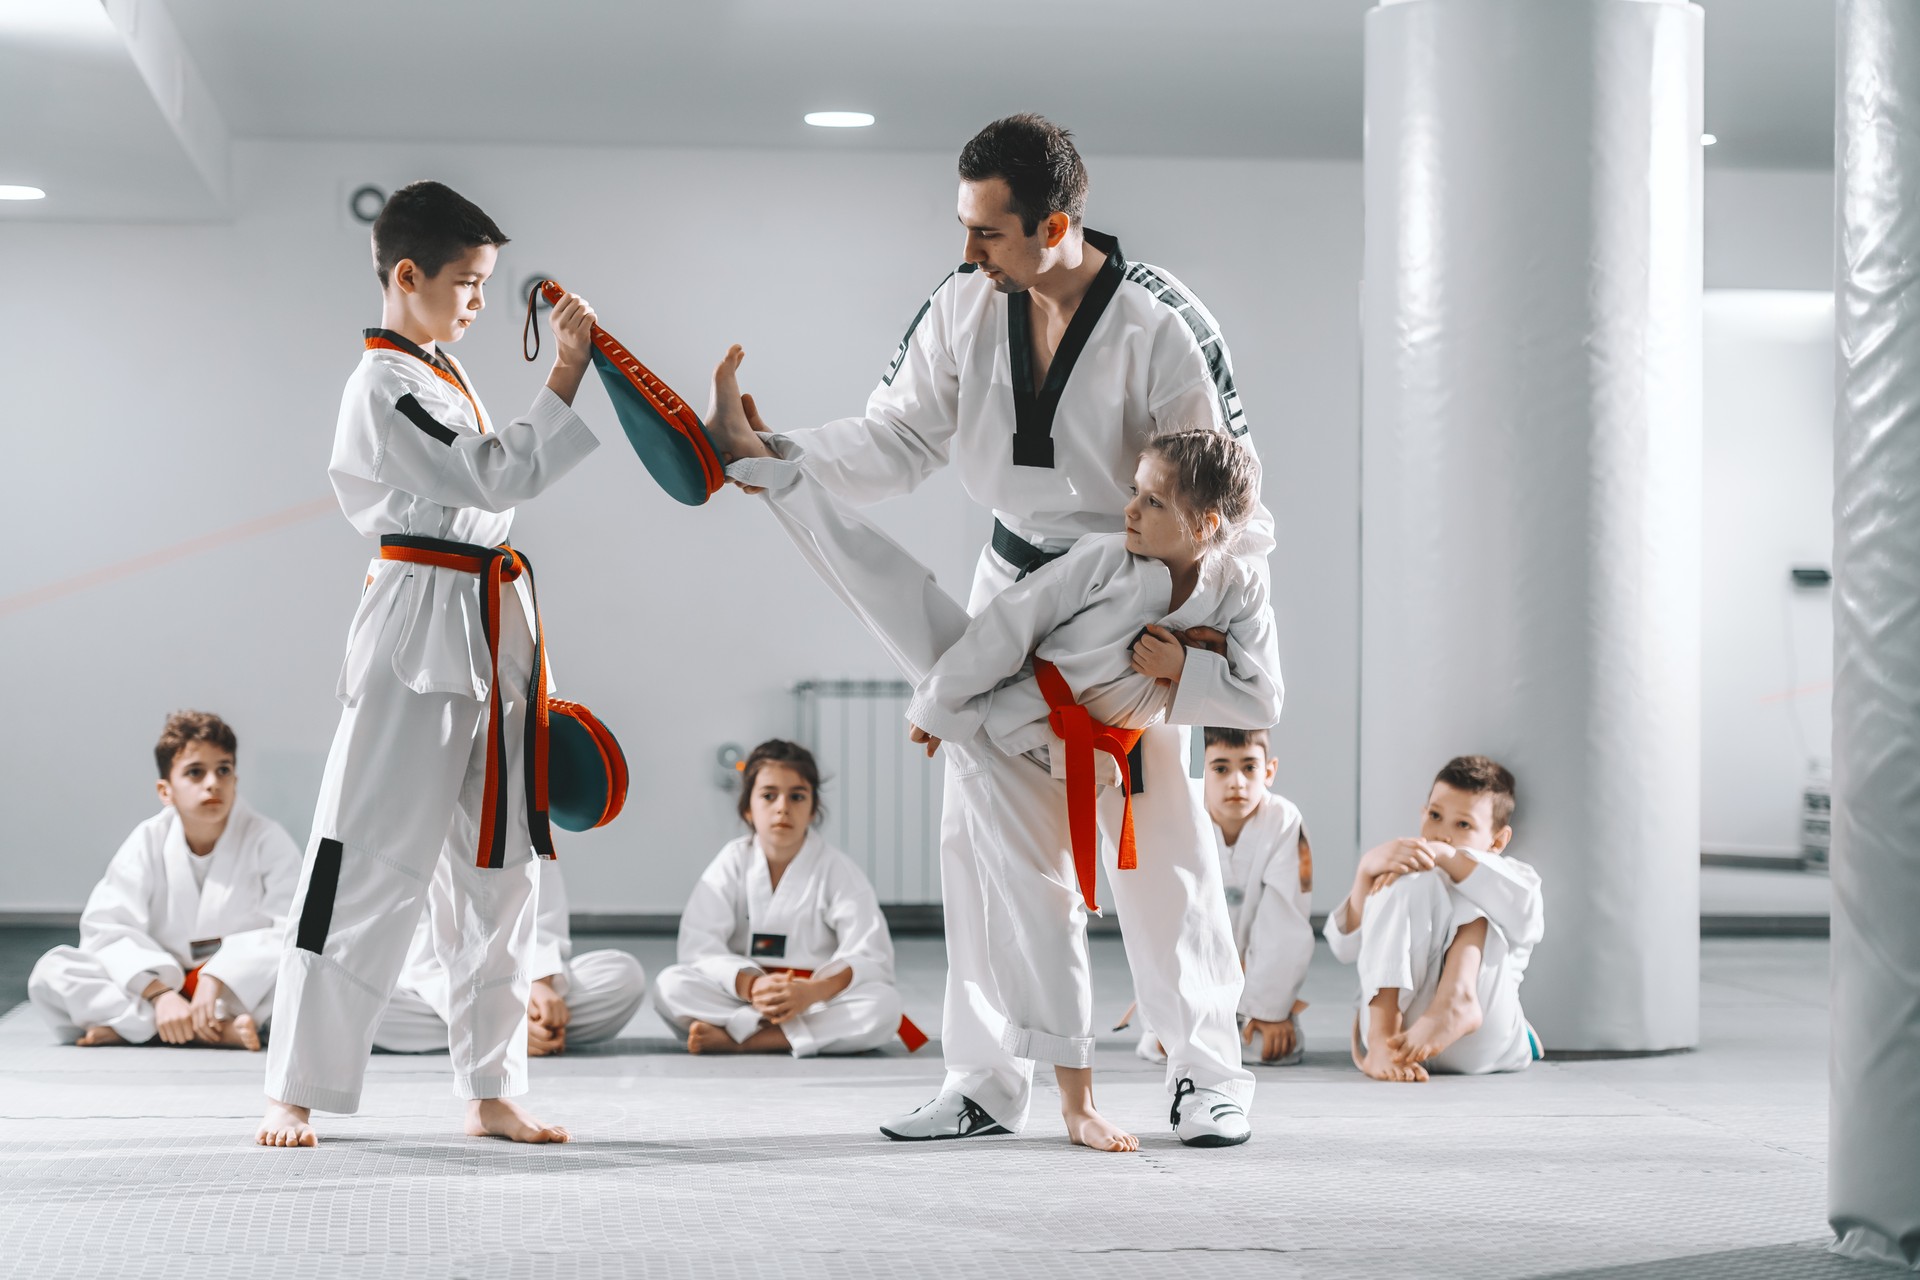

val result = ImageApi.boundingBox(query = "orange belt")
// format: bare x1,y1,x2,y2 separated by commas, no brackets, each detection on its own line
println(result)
762,966,929,1053
1033,658,1145,914
180,964,204,1000
378,534,556,869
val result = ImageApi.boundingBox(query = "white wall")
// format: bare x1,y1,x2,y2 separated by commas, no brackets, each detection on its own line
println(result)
0,140,1363,913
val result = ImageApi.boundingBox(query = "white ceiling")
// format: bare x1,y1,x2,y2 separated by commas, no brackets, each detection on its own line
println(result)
0,0,1837,222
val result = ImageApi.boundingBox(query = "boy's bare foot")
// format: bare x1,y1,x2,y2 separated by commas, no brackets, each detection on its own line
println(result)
686,1021,738,1054
466,1098,570,1144
707,345,771,464
256,1099,317,1147
1063,1105,1140,1153
218,1014,262,1052
1389,987,1483,1068
1359,1040,1429,1082
75,1026,126,1047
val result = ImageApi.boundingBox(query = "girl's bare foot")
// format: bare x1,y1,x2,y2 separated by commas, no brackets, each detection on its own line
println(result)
217,1014,262,1051
685,1021,738,1054
1389,988,1483,1067
1064,1105,1139,1152
256,1099,317,1147
75,1026,126,1047
467,1098,570,1143
707,345,771,464
1359,1041,1429,1082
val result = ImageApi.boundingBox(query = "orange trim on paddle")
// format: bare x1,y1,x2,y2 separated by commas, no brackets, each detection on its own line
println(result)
364,336,487,431
761,966,928,1052
549,698,628,828
1032,658,1146,914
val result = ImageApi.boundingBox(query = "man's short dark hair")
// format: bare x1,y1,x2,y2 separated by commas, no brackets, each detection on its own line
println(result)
1204,727,1270,752
1433,755,1517,829
371,180,510,287
155,710,237,779
957,114,1089,236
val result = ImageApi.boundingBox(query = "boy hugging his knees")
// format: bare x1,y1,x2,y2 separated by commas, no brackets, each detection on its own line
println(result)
28,711,301,1050
1324,755,1545,1082
1134,726,1314,1066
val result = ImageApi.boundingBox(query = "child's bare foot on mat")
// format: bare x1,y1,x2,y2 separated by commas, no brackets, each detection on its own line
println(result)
1390,988,1482,1068
1359,1040,1428,1082
75,1026,126,1047
467,1098,569,1143
257,1099,316,1147
708,345,770,463
686,1021,739,1054
217,1014,262,1051
1063,1105,1139,1153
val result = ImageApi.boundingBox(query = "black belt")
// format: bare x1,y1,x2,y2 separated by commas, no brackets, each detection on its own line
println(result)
991,519,1070,582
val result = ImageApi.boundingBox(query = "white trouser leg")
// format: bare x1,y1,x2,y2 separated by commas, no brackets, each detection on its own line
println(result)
562,950,648,1045
1354,869,1459,1018
652,965,766,1044
266,590,537,1114
1425,922,1534,1076
1103,724,1255,1109
782,981,904,1057
370,984,450,1054
27,947,156,1044
434,854,539,1099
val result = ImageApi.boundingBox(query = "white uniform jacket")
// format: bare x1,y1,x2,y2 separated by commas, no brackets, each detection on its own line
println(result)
76,800,301,1011
1205,790,1315,1023
677,834,897,990
904,533,1283,758
783,230,1271,558
1324,850,1546,978
330,331,599,704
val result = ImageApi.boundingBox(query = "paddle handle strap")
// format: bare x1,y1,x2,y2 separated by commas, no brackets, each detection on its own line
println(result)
1032,659,1145,913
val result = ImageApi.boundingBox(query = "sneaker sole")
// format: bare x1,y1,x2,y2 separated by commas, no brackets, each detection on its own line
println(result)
1177,1130,1252,1148
878,1122,1011,1142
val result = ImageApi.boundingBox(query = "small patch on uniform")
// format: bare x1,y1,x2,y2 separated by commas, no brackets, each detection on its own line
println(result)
751,933,787,958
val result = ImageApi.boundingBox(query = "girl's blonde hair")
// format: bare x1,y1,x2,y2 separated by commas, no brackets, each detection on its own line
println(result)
1142,429,1261,552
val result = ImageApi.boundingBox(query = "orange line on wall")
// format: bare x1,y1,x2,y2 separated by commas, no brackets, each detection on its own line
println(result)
1757,679,1833,704
0,496,338,619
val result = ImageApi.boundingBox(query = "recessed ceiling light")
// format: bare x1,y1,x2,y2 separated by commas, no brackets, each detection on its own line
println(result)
0,185,47,201
805,111,875,128
1701,133,1718,146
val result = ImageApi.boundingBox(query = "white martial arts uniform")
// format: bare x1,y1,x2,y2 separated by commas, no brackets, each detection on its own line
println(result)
652,832,905,1057
266,329,599,1112
730,434,1281,1123
1323,852,1545,1074
778,231,1271,1128
1137,791,1315,1064
372,859,647,1053
29,800,300,1043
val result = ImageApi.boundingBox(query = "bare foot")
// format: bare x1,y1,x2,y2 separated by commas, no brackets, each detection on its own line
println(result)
685,1021,739,1055
1359,1040,1429,1082
75,1026,126,1047
466,1098,570,1144
256,1099,317,1147
218,1014,262,1052
707,345,771,464
1064,1105,1140,1153
1389,988,1483,1068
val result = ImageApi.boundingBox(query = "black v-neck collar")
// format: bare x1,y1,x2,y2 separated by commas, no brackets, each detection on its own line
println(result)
363,327,470,392
1006,228,1126,469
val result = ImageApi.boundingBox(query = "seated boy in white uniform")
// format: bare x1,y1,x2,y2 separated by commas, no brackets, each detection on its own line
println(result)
29,711,300,1050
1324,755,1544,1081
373,859,647,1056
1134,726,1313,1067
652,739,906,1057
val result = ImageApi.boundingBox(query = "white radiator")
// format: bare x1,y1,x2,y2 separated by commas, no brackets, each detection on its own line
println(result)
794,679,943,905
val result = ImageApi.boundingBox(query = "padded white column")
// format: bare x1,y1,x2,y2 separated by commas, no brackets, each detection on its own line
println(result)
1831,1,1920,1266
1360,0,1703,1050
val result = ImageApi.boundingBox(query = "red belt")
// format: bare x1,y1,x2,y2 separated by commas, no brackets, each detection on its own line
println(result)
180,964,204,1000
378,534,556,869
1033,658,1145,914
762,966,929,1053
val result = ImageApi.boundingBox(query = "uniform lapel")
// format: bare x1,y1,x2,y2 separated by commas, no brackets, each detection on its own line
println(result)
1007,230,1127,469
192,806,244,938
157,812,201,961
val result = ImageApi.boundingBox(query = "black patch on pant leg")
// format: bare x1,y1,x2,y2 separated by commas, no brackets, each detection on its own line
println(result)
295,838,344,954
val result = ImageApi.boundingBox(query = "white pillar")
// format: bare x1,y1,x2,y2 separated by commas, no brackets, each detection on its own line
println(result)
1360,0,1703,1050
1831,1,1920,1265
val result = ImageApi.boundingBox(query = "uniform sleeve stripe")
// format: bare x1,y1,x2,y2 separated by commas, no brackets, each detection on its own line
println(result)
395,392,458,445
882,268,965,387
1125,263,1249,438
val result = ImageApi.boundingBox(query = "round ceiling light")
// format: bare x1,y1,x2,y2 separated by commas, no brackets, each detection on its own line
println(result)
805,111,875,128
0,185,47,200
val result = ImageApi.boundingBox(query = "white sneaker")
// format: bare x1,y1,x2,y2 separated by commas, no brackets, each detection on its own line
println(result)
1170,1077,1252,1148
879,1092,1010,1141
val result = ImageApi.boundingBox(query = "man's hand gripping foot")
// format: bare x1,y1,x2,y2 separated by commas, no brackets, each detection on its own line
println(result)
257,1099,317,1147
467,1098,570,1144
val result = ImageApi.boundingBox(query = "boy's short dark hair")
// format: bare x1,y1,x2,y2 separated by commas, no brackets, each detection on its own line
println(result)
1433,755,1516,829
957,114,1089,236
155,711,237,779
1204,727,1270,752
371,180,510,287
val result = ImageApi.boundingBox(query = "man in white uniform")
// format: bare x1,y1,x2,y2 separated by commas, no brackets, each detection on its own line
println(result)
373,860,647,1056
739,115,1269,1144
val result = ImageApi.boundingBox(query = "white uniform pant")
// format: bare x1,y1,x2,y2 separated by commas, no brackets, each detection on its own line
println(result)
743,456,1252,1129
265,589,542,1113
373,950,648,1053
27,947,273,1044
1351,870,1534,1075
652,965,903,1057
